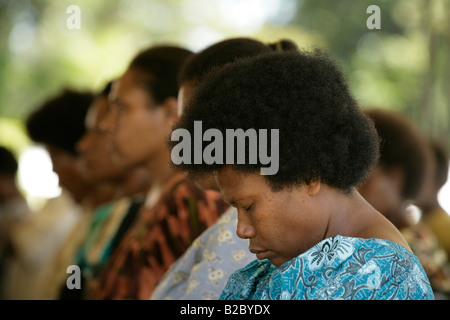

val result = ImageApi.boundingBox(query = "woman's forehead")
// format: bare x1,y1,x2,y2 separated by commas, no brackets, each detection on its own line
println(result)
217,167,270,203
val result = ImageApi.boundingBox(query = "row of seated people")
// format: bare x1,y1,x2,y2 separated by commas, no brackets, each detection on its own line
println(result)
0,37,449,300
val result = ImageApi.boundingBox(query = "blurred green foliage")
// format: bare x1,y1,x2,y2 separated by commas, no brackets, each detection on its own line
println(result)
1,0,449,157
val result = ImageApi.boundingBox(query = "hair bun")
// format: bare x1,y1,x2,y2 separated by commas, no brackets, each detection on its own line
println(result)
268,39,298,52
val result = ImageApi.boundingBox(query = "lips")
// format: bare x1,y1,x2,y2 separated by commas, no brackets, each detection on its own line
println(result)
249,247,269,260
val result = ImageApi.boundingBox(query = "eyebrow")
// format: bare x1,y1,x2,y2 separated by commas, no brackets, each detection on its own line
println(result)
110,97,128,109
110,96,120,104
225,196,247,208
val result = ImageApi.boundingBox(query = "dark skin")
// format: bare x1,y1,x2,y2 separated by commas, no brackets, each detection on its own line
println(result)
46,96,149,209
101,69,179,195
77,96,125,182
76,95,150,202
179,79,409,268
0,173,23,204
357,165,415,229
45,145,96,205
216,165,411,268
0,173,28,257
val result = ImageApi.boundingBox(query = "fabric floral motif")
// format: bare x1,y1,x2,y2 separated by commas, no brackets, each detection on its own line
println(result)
151,207,256,300
306,236,355,271
358,260,381,290
220,235,435,300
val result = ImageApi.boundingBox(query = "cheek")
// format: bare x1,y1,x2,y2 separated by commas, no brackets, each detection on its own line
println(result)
85,137,102,158
114,113,149,149
56,163,80,187
361,176,400,213
52,160,70,181
263,200,310,249
115,112,167,164
90,143,117,171
94,136,114,160
253,206,284,241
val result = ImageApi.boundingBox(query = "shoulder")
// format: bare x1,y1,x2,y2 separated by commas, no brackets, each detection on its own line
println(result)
288,236,434,299
227,236,434,300
153,208,254,300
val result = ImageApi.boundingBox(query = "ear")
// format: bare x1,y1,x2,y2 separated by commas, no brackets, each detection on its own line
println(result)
307,178,321,196
161,97,179,127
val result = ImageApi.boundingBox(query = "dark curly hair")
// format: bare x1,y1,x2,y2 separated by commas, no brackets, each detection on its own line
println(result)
170,49,380,193
128,45,193,104
178,38,298,86
0,146,18,176
430,140,449,190
26,88,94,155
99,80,114,97
364,108,431,200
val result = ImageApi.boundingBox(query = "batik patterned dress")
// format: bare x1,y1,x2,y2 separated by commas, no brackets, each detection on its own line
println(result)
220,235,435,300
151,207,255,300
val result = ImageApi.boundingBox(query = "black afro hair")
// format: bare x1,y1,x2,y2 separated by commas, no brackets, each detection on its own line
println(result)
170,49,380,193
178,38,298,86
26,88,94,155
0,146,18,176
99,80,114,97
430,140,449,190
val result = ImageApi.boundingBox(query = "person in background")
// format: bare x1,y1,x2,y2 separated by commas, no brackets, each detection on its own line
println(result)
3,89,94,299
170,49,434,300
152,37,297,300
0,146,30,299
58,82,151,299
89,45,226,300
359,108,450,299
417,140,450,258
0,147,29,217
358,108,432,229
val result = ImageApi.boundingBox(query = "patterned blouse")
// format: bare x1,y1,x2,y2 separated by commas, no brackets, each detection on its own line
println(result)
220,235,435,300
401,222,450,299
88,173,227,300
151,207,255,300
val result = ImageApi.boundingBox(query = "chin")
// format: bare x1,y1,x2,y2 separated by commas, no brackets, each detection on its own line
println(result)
270,256,292,268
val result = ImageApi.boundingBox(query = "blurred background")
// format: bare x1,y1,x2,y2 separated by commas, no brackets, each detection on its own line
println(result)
0,0,449,211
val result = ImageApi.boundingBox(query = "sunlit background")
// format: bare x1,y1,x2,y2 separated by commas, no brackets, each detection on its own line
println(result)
0,0,449,213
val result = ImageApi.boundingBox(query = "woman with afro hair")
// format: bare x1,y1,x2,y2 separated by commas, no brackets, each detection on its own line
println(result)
169,49,434,300
152,37,298,300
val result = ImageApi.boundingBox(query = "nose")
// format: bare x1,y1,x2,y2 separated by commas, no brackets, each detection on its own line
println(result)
236,209,256,239
76,133,90,155
99,106,118,134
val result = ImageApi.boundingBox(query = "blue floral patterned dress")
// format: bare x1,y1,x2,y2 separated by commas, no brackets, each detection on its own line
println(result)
220,235,435,300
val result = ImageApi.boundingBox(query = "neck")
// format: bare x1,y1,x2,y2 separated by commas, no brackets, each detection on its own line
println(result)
320,187,376,240
115,167,151,199
144,150,176,189
0,179,23,202
84,182,118,208
320,186,411,250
